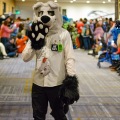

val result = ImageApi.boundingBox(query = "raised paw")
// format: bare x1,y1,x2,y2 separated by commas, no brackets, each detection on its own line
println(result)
28,21,49,50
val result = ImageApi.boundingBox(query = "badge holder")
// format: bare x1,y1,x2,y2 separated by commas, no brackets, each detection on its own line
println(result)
51,44,58,51
51,39,63,52
58,43,63,52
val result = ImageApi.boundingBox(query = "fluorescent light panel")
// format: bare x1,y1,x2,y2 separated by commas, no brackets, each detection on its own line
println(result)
70,0,76,3
86,1,90,3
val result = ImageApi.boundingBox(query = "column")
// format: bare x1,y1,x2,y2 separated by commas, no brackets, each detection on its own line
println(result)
115,0,119,20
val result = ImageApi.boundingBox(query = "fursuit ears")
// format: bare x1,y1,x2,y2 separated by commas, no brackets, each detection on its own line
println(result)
28,1,80,113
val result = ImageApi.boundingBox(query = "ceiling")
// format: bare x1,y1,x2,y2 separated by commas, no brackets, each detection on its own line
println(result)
15,0,115,4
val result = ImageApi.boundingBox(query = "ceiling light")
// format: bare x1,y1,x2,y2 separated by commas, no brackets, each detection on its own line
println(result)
70,1,73,3
103,1,105,3
22,0,25,2
108,0,111,2
73,0,76,1
54,0,57,2
86,1,90,3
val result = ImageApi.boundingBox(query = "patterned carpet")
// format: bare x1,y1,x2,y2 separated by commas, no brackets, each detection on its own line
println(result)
0,49,120,120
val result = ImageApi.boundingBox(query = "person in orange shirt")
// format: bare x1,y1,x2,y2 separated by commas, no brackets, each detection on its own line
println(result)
76,18,84,34
16,33,28,53
76,18,84,48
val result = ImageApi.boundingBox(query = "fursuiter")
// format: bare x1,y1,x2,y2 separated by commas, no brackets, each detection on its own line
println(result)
22,1,79,120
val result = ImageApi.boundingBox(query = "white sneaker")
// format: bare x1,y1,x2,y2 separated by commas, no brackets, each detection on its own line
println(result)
95,55,99,59
3,56,10,59
88,50,93,54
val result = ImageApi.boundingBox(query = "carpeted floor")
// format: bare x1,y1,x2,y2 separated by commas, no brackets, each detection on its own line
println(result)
0,49,120,120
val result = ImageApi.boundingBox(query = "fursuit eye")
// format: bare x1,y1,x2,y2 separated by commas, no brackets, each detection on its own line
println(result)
48,11,55,16
38,11,43,16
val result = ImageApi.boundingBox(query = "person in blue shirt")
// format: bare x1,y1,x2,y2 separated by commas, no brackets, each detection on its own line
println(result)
106,20,120,52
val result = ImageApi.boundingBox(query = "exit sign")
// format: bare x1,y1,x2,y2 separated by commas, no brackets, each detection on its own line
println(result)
15,10,20,15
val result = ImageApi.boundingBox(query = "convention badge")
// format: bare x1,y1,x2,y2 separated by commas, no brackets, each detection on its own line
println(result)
58,43,63,52
51,44,58,51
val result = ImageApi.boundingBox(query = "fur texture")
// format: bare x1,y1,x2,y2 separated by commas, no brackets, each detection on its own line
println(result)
59,75,80,114
29,1,63,50
59,76,80,105
28,21,49,50
63,104,69,114
33,1,63,31
31,1,79,115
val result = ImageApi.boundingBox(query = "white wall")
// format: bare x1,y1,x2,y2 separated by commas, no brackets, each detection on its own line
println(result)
15,1,115,21
60,3,115,20
15,1,34,20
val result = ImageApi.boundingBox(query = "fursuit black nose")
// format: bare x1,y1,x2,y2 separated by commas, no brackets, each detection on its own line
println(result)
41,15,50,23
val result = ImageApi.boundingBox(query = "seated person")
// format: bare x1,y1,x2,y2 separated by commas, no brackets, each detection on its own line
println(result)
107,20,120,53
16,33,28,53
0,42,9,59
109,34,120,69
5,37,18,57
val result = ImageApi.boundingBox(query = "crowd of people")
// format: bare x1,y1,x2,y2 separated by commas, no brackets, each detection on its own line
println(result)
62,16,120,74
63,17,114,52
0,15,29,59
0,15,120,74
